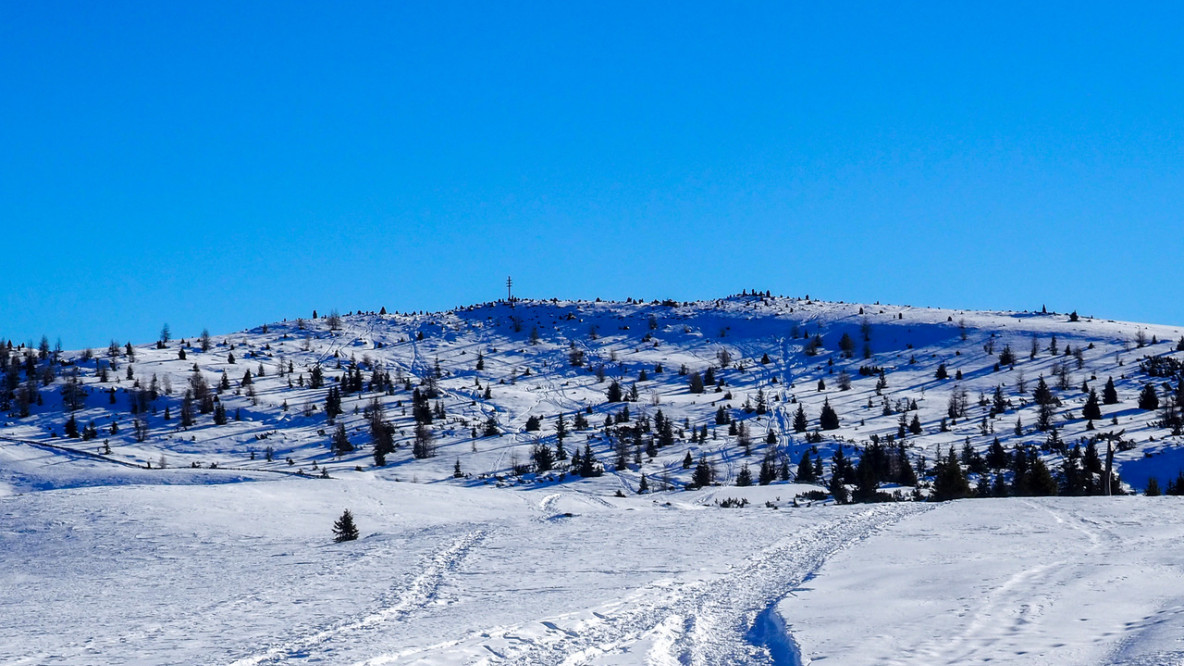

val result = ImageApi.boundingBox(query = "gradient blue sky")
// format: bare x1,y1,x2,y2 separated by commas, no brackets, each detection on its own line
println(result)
2,2,1182,348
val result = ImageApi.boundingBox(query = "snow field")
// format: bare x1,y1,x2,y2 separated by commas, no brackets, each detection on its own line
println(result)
5,295,1184,664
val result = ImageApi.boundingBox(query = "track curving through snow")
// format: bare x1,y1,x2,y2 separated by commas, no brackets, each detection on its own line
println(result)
228,528,488,666
361,503,930,666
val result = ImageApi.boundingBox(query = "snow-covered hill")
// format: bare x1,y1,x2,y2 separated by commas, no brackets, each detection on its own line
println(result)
6,293,1184,665
3,292,1183,496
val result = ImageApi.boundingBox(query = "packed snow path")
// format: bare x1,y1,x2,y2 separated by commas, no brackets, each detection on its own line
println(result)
231,529,488,665
357,503,929,665
4,474,1184,665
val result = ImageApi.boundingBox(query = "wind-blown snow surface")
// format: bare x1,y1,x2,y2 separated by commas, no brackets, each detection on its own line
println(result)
5,295,1184,663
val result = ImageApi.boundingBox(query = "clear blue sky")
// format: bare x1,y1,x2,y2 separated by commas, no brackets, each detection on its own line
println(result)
2,2,1182,349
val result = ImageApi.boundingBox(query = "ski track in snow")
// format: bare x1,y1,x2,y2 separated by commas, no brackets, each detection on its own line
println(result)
228,528,487,666
359,504,929,666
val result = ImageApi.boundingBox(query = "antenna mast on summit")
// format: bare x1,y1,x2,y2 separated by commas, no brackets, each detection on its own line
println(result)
507,276,513,302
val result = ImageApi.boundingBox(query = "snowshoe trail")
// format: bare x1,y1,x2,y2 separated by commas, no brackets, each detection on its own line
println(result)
371,504,927,665
228,528,487,666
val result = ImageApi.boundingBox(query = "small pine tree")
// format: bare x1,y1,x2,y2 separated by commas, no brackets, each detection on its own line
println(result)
796,451,816,482
931,447,972,501
793,404,808,433
1146,477,1161,496
1081,389,1102,420
606,380,623,403
692,455,713,487
819,399,840,430
828,471,849,504
332,509,359,542
998,344,1015,366
331,422,353,456
1102,377,1119,405
1138,384,1159,411
735,464,753,487
758,456,776,485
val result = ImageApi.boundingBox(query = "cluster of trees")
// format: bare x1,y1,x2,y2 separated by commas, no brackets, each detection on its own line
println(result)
791,401,840,432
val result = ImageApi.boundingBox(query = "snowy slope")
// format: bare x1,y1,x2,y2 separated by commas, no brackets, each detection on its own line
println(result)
5,293,1184,664
4,293,1183,495
4,479,1184,665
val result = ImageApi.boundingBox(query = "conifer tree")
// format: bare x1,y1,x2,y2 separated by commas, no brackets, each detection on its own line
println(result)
931,446,972,501
852,452,880,503
838,332,855,358
578,443,601,477
992,385,1007,415
331,422,353,456
896,442,918,486
793,404,808,433
692,455,713,487
998,344,1015,366
1138,384,1159,410
1082,389,1102,420
555,413,567,445
819,399,840,430
412,424,434,459
332,509,359,542
1102,377,1119,405
828,470,849,504
735,464,753,487
370,400,394,466
1146,477,1161,496
1058,444,1084,495
1026,453,1058,496
483,415,499,437
758,454,777,485
1033,376,1055,405
1083,439,1102,475
795,451,815,482
531,443,555,472
986,437,1009,470
180,392,195,427
605,380,623,403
